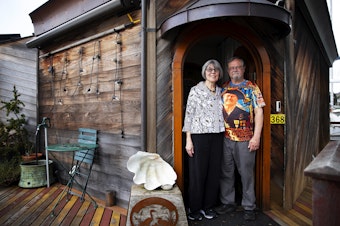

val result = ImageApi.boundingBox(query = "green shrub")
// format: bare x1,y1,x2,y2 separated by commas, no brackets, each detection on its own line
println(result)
0,146,21,186
0,85,32,186
0,85,33,155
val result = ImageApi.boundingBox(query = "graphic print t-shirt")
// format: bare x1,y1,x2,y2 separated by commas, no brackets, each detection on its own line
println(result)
221,80,265,141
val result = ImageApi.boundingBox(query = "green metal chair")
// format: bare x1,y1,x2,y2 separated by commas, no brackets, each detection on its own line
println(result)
51,128,98,216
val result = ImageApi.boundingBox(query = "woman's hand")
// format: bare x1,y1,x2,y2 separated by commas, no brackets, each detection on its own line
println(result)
186,140,194,157
185,132,194,157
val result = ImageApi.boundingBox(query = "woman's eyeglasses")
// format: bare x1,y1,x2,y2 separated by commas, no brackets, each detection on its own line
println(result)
206,68,219,72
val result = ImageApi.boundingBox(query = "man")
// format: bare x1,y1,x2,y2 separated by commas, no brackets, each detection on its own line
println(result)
216,56,265,221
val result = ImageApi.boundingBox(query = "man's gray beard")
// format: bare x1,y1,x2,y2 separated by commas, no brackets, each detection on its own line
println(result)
232,74,242,82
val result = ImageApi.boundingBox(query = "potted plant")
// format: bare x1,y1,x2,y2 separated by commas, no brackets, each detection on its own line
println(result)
0,85,35,185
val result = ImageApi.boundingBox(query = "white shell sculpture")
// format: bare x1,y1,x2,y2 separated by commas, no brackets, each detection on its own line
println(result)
127,151,177,190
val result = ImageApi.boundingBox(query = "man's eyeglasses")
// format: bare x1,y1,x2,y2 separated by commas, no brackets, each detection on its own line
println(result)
228,66,244,70
206,68,219,72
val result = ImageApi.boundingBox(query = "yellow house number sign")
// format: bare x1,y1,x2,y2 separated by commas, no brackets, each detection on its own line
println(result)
270,114,285,124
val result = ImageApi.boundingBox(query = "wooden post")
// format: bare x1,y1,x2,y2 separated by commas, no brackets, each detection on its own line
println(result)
305,141,340,226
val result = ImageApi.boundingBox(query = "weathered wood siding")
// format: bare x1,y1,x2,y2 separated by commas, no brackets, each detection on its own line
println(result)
0,37,38,142
247,3,331,208
37,11,142,208
266,41,286,206
156,37,175,163
284,6,330,208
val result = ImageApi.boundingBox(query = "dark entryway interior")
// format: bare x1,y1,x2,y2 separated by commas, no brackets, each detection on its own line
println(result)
182,35,261,208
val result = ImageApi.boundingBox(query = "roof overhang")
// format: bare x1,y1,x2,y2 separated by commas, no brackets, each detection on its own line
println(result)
160,0,291,37
298,1,338,65
26,0,140,48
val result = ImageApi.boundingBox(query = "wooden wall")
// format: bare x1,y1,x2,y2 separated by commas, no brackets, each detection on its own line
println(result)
284,6,330,208
0,37,38,143
155,36,176,163
210,4,331,209
247,3,331,208
37,11,142,208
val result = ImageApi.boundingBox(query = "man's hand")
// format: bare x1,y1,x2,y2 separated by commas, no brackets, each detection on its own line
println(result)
248,137,260,152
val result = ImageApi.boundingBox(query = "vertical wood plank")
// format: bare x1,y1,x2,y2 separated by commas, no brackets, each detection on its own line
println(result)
72,199,91,225
90,206,105,225
0,188,44,225
25,185,63,225
61,197,83,225
80,204,96,226
10,186,57,226
110,211,121,226
99,208,113,226
51,195,78,226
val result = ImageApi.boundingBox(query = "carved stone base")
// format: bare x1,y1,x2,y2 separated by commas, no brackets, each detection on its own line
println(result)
127,184,188,226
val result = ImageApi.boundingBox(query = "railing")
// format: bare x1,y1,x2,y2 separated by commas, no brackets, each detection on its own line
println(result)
304,141,340,226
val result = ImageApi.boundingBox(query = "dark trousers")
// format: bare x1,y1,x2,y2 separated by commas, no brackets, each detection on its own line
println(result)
188,133,223,213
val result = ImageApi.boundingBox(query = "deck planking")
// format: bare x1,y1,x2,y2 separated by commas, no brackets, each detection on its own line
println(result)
266,182,312,226
0,183,126,226
1,182,312,226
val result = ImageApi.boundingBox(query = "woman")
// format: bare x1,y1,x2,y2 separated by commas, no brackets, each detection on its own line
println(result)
182,59,225,221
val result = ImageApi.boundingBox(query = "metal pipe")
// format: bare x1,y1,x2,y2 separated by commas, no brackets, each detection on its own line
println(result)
141,0,147,152
38,22,134,58
40,117,50,187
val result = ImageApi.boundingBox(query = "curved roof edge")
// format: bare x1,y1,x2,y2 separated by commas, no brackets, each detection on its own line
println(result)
160,0,291,37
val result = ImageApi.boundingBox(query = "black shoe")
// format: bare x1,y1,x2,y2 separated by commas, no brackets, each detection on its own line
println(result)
243,210,256,221
214,204,236,215
200,209,218,219
188,212,203,221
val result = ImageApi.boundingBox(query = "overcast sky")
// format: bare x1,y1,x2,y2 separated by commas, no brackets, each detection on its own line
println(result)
0,0,47,37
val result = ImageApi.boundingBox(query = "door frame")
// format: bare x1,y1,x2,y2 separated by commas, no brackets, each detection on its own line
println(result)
172,21,272,210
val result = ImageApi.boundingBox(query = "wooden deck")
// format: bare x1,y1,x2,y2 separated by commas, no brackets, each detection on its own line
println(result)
265,182,313,226
0,183,127,226
0,182,312,226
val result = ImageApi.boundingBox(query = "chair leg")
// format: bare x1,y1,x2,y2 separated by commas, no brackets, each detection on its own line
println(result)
51,177,75,217
80,164,93,201
71,177,98,209
52,147,97,214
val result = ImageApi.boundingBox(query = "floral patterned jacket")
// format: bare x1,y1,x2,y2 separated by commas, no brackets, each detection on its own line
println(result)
182,81,225,134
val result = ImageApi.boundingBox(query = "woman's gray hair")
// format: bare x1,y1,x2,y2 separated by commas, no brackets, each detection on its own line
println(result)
201,59,223,80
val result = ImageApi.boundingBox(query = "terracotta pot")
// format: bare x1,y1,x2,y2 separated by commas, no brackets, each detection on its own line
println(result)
21,153,43,162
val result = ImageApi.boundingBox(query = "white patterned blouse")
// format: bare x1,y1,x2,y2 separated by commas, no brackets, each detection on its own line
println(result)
182,81,225,134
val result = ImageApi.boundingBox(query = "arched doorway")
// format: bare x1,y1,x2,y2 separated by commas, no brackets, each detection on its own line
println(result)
172,21,272,209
